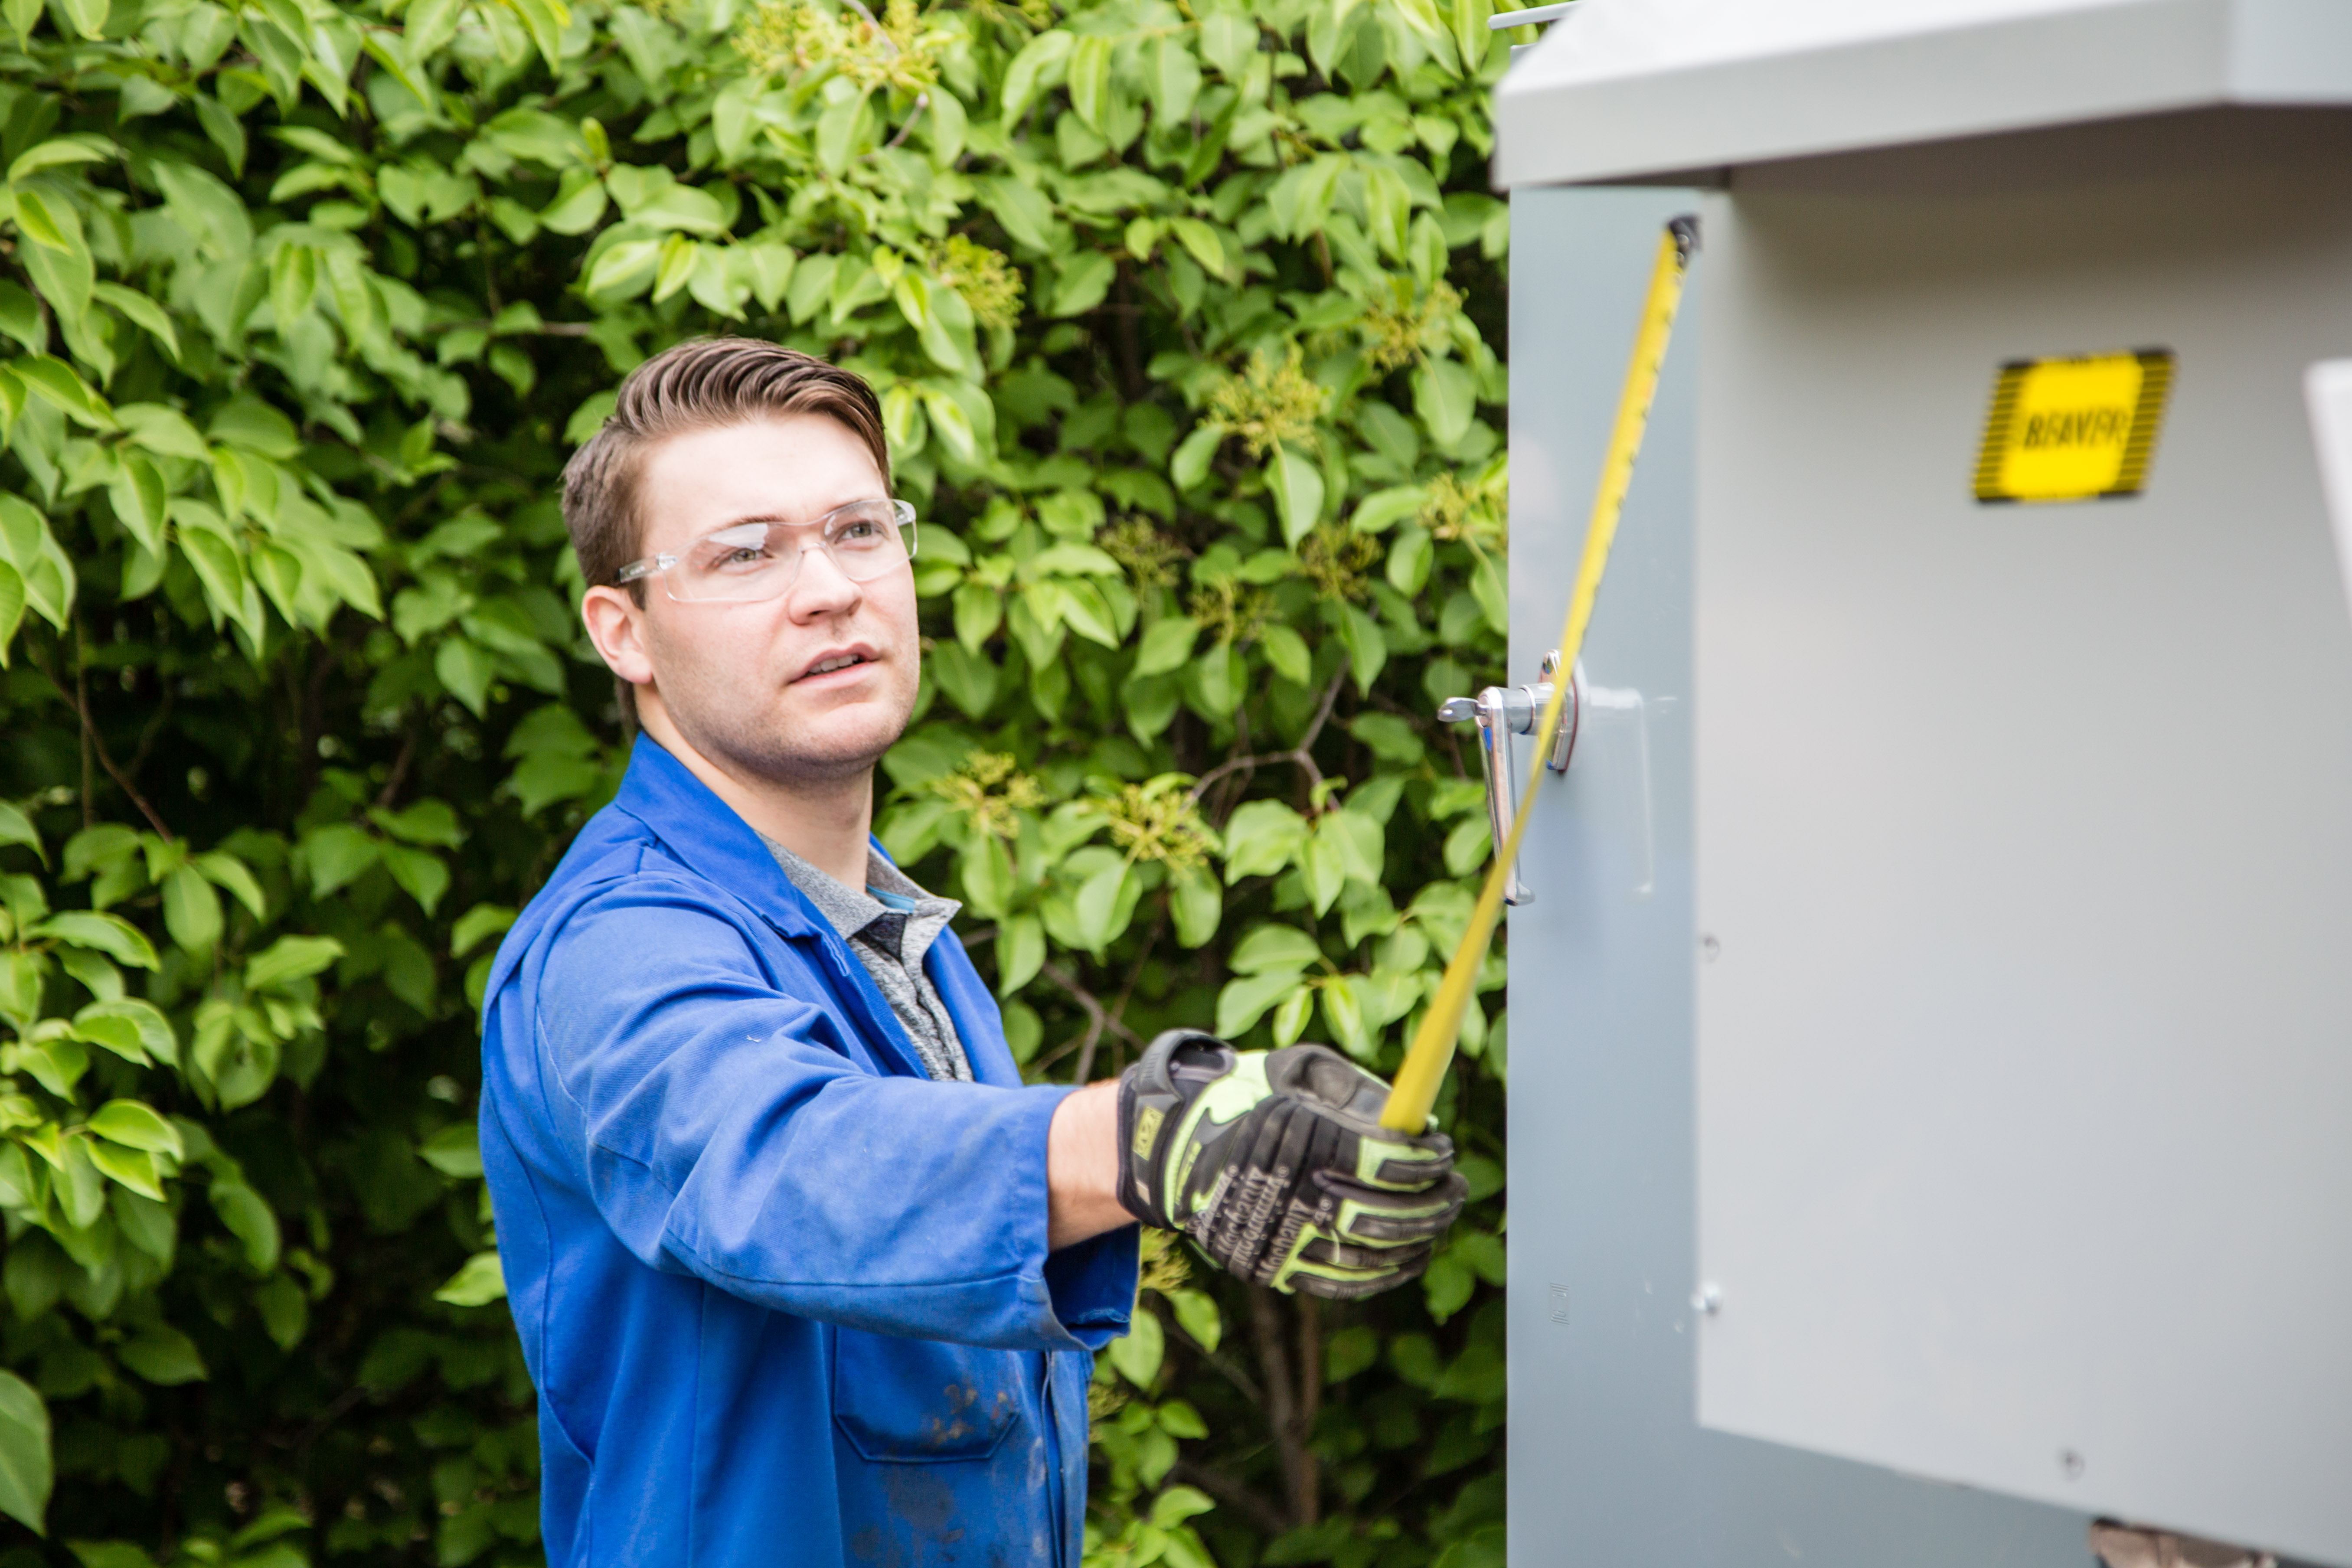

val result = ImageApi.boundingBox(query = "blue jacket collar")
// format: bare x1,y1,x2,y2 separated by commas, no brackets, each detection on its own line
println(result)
611,736,1018,1087
613,735,828,940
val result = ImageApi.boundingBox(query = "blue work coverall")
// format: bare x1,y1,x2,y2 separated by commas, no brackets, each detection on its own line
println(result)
479,736,1139,1566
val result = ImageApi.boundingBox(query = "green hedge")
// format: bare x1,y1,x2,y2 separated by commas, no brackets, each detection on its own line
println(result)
0,0,1517,1561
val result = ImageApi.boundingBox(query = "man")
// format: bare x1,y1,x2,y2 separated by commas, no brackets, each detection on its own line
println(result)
479,339,1466,1566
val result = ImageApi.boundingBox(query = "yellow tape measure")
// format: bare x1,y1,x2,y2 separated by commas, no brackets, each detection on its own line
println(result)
1380,216,1697,1132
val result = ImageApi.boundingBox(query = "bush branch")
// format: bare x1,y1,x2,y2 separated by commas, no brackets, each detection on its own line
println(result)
38,641,171,840
1189,657,1351,821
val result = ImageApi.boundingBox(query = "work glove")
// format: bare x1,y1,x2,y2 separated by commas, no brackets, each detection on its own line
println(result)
1115,1029,1468,1300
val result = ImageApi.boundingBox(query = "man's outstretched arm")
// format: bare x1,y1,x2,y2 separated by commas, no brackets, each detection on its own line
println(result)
1047,1081,1127,1249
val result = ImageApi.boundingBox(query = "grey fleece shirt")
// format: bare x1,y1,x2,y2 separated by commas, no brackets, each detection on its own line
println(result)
758,835,973,1083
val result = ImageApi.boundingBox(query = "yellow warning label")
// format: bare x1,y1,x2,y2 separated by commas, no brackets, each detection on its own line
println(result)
1973,350,2174,503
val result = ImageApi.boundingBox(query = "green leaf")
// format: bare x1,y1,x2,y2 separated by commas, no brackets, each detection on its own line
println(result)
253,1273,306,1350
12,356,109,429
208,396,299,458
1231,922,1322,974
1300,823,1346,914
72,1000,176,1066
301,823,378,899
1221,799,1308,882
380,843,451,916
1352,484,1427,534
33,910,157,968
0,564,22,664
268,241,318,330
1319,973,1372,1056
434,636,495,715
1199,9,1255,77
959,833,1015,920
1333,602,1388,693
211,1179,281,1272
1048,251,1115,319
1132,615,1199,677
1267,444,1326,546
1106,1301,1163,1386
11,185,72,251
193,850,265,918
434,1249,506,1307
118,403,209,461
0,1369,52,1535
160,864,222,951
1186,640,1243,720
540,169,608,235
1151,36,1204,125
1170,425,1222,490
1151,1486,1214,1529
419,1123,482,1178
996,912,1044,997
1215,970,1303,1037
927,639,998,717
815,91,870,173
1451,1226,1507,1287
115,1326,206,1385
980,176,1055,255
1072,858,1128,951
1168,863,1222,949
106,451,168,554
88,283,177,361
1413,355,1477,447
85,1139,166,1200
245,934,343,991
1451,0,1493,74
0,800,40,863
1167,217,1224,276
1270,982,1314,1046
0,282,40,353
371,799,464,848
451,904,517,958
1386,523,1434,594
1260,622,1311,685
1001,29,1075,122
1162,1285,1221,1353
1068,35,1115,130
502,0,569,72
1325,1323,1379,1382
86,1100,184,1158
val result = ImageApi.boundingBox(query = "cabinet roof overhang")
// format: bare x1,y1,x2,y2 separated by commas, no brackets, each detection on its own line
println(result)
1492,0,2352,189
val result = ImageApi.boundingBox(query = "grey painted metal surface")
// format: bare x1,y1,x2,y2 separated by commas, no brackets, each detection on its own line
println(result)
1491,0,2352,189
1506,185,2095,1568
1693,124,2352,1567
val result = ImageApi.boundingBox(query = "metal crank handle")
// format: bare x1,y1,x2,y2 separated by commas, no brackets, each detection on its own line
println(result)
1436,651,1579,907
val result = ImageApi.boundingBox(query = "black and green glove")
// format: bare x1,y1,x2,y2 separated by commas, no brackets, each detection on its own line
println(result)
1115,1029,1468,1300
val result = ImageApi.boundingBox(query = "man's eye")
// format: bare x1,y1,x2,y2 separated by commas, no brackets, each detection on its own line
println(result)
709,546,769,569
837,521,879,542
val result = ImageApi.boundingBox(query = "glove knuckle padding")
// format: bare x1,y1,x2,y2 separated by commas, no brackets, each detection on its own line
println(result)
1116,1029,1470,1300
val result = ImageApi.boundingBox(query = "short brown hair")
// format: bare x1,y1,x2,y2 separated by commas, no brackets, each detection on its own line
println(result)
561,338,892,596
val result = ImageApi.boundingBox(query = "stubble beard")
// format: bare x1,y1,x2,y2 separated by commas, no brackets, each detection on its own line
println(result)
663,658,917,792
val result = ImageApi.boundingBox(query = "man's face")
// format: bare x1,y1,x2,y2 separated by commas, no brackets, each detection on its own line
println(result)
587,413,920,787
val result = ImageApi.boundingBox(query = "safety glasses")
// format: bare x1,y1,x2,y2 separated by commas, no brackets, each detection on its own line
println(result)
614,498,918,603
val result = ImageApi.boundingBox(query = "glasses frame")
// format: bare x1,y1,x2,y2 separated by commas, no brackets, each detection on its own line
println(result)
613,498,919,603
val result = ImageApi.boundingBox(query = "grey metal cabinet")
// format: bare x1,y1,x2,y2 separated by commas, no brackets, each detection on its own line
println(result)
1498,5,2352,1564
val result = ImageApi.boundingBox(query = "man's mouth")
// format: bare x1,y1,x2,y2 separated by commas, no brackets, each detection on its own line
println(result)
797,649,876,681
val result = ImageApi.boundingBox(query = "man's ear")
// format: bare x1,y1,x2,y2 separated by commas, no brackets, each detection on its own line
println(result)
582,585,656,689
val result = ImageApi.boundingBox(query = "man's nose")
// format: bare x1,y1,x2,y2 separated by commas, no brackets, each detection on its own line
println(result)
785,544,862,619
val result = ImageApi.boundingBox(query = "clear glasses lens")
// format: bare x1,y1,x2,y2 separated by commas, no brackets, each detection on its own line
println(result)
662,500,914,602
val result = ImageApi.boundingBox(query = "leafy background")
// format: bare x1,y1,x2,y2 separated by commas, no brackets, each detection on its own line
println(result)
0,0,1523,1560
